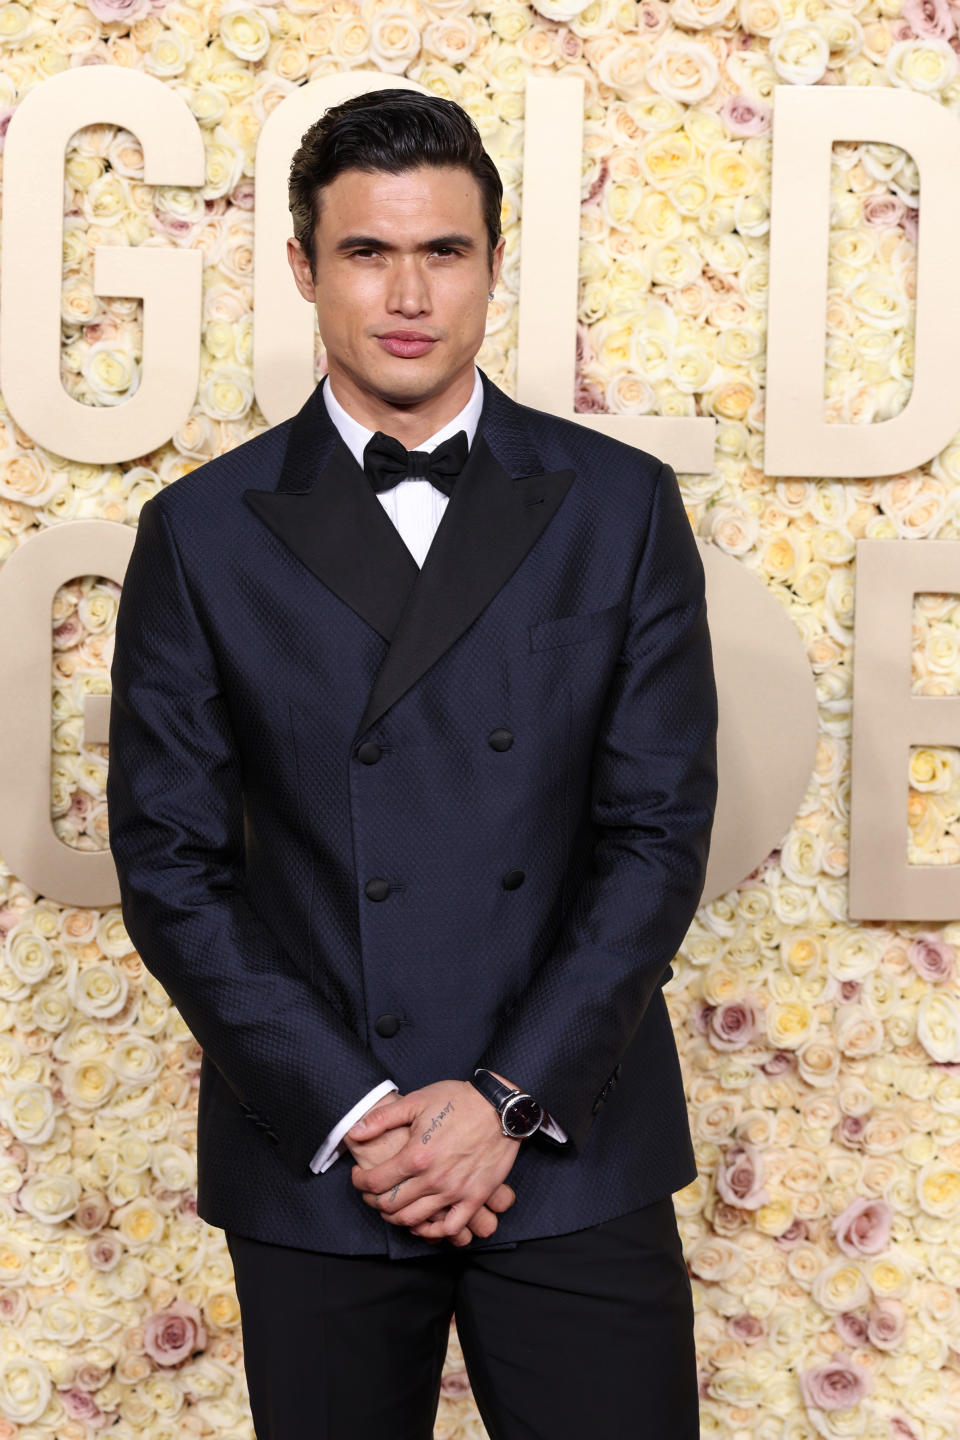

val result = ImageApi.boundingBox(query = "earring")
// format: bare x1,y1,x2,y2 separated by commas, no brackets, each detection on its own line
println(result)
488,290,495,300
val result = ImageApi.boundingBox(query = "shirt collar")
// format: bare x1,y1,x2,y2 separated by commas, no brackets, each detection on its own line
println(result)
321,366,484,472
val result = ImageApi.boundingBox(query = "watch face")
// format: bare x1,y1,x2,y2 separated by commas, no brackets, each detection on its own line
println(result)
502,1094,543,1137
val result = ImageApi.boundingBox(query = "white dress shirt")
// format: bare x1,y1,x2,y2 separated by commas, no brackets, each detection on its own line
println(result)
309,367,568,1174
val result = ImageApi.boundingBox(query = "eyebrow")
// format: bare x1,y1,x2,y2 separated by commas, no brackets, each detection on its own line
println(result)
334,233,477,254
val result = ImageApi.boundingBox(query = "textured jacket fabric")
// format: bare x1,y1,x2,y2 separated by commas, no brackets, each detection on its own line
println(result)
106,369,718,1259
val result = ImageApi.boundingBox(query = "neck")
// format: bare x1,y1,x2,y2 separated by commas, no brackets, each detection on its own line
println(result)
325,361,477,448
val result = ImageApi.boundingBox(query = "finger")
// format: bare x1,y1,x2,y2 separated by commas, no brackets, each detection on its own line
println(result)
347,1097,412,1141
486,1184,516,1213
376,1190,457,1229
350,1139,426,1194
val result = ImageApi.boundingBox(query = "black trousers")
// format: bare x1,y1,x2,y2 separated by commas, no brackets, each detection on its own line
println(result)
225,1195,699,1440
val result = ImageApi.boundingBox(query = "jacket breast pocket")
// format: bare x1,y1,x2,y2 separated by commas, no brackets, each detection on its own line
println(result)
528,601,626,654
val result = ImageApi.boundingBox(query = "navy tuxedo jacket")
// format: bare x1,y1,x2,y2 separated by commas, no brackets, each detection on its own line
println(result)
107,370,718,1259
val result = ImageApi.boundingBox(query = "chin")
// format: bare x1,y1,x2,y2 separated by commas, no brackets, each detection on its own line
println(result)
366,358,449,405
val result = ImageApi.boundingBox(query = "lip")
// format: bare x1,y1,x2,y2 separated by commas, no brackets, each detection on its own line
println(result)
376,331,438,359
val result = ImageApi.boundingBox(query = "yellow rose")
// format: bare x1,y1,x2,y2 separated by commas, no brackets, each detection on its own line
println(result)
767,999,816,1049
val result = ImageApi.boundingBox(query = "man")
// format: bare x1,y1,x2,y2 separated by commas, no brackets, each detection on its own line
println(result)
107,88,717,1440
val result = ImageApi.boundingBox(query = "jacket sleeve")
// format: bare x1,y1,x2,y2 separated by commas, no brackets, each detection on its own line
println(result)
471,459,718,1154
107,496,397,1177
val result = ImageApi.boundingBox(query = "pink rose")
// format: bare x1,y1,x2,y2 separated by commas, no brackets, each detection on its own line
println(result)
831,1196,892,1256
773,1218,807,1249
904,0,955,37
583,159,608,207
440,1369,472,1398
86,0,150,21
53,615,83,649
762,1050,795,1076
709,999,757,1050
799,1355,873,1411
716,1143,768,1210
727,1314,766,1343
837,1114,867,1147
891,1419,919,1439
720,96,771,137
907,933,955,983
636,0,670,35
87,1233,122,1269
143,1301,207,1366
867,1298,905,1350
575,380,608,414
862,195,906,228
834,1310,868,1347
0,1289,27,1324
839,980,861,1002
231,180,256,210
74,1192,110,1232
59,1389,106,1427
73,1364,111,1392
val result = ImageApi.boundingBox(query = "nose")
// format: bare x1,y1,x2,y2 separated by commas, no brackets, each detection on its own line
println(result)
386,256,430,317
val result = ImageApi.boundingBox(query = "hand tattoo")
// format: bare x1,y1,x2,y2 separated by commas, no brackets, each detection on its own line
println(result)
421,1098,454,1145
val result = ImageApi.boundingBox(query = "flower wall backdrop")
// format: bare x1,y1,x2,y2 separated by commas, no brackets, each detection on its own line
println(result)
1,0,960,1435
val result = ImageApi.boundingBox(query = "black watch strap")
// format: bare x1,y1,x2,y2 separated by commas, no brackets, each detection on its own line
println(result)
470,1067,544,1138
470,1067,518,1111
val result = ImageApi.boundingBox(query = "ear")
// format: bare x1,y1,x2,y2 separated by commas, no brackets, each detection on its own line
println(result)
489,233,506,292
286,235,317,304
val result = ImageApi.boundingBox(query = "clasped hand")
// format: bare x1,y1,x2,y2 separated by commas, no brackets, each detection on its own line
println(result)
343,1079,520,1247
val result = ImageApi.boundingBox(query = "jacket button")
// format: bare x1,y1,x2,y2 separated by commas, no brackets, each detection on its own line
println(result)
488,728,513,751
364,878,390,901
502,869,525,890
375,1014,400,1037
357,742,382,764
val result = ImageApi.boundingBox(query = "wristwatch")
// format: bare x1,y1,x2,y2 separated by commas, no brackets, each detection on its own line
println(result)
470,1067,544,1140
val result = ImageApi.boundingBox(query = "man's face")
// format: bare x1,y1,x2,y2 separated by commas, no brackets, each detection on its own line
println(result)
287,164,504,412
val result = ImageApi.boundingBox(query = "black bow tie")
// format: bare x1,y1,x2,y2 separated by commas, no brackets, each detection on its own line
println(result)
363,430,469,498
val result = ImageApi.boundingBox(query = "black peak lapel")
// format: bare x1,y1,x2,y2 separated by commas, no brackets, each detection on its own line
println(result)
242,381,420,641
242,372,576,740
355,430,574,736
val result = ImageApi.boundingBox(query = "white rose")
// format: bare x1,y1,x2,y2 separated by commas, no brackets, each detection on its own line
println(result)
887,37,958,93
68,961,129,1019
4,924,53,986
0,1357,51,1425
917,991,960,1063
112,1036,164,1085
151,1142,198,1192
770,24,829,85
1,1082,56,1144
672,0,735,26
530,0,593,16
369,10,421,72
199,365,254,421
18,1172,81,1225
220,3,275,62
143,27,194,77
646,38,720,105
81,342,140,407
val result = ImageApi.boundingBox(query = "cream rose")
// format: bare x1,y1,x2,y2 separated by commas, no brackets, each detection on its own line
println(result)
647,38,720,104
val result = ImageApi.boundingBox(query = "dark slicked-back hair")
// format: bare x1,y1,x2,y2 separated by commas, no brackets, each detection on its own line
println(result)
288,89,503,276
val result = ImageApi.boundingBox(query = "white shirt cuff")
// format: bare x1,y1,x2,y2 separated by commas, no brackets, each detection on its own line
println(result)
310,1079,399,1174
540,1110,567,1142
